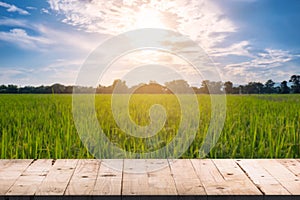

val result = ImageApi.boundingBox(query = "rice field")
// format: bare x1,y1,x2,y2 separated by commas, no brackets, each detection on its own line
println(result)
0,94,299,159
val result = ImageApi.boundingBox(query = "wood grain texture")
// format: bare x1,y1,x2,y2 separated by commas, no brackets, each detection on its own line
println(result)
236,159,290,195
169,159,206,195
191,159,262,195
6,159,53,195
0,159,298,196
258,159,300,195
0,159,33,194
92,159,123,195
213,159,262,194
64,159,100,195
122,159,177,195
36,159,78,195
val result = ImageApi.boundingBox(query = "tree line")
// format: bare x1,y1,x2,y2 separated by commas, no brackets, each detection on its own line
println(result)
0,75,299,94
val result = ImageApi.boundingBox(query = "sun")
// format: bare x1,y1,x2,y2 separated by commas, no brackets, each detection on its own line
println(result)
133,8,167,29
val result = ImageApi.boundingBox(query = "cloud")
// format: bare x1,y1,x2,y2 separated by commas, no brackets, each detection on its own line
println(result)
0,1,29,15
47,0,236,52
1,0,297,86
26,6,37,10
98,49,202,86
41,8,50,14
0,21,104,53
226,49,297,69
0,68,34,85
0,60,82,86
0,28,52,50
47,0,254,84
0,18,27,27
223,48,300,83
40,59,81,84
0,22,106,85
34,24,103,52
209,40,253,57
46,0,252,86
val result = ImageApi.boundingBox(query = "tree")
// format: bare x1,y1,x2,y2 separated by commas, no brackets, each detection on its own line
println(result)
165,79,191,94
19,86,35,93
134,82,166,94
0,85,7,93
244,82,264,94
264,79,275,94
7,85,18,93
112,79,128,94
35,85,49,93
64,86,73,93
224,81,233,94
280,81,290,94
51,83,66,93
230,86,241,94
1,75,300,94
256,82,264,94
238,85,244,94
192,86,201,94
199,80,223,94
199,80,209,94
209,81,223,94
289,75,300,93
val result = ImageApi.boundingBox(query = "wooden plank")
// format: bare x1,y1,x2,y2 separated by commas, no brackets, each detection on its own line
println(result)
35,159,78,195
64,159,100,195
0,159,10,167
0,159,299,196
6,159,53,195
0,159,33,194
236,159,290,195
213,159,262,195
191,159,263,195
146,160,177,195
278,159,300,177
92,159,123,195
191,159,230,195
122,159,149,195
259,159,300,195
122,159,177,195
168,159,206,195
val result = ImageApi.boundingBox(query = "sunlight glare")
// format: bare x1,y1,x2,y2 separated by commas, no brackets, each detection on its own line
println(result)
133,8,166,29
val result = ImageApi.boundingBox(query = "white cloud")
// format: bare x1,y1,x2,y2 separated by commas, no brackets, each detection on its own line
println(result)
0,68,33,85
0,18,27,27
40,59,81,84
0,28,52,49
47,0,236,53
0,22,104,53
34,24,103,52
41,8,50,14
226,49,297,70
97,49,205,86
47,0,300,84
41,59,82,72
0,1,29,15
209,40,253,57
26,6,37,10
1,0,297,86
223,48,300,83
0,0,253,63
0,60,82,86
0,23,106,85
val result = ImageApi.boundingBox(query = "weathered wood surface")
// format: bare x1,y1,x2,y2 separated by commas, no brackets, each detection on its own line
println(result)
0,159,299,196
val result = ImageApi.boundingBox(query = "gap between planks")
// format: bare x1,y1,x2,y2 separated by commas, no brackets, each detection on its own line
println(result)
0,159,299,196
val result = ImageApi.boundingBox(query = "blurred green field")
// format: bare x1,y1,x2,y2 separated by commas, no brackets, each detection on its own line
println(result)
0,94,299,158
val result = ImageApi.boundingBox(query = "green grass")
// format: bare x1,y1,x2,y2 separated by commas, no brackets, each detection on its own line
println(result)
0,94,299,158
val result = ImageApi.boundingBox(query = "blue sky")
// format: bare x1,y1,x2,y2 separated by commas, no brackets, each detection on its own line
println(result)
0,0,299,86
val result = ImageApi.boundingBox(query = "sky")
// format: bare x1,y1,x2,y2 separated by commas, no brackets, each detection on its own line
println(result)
0,0,299,86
